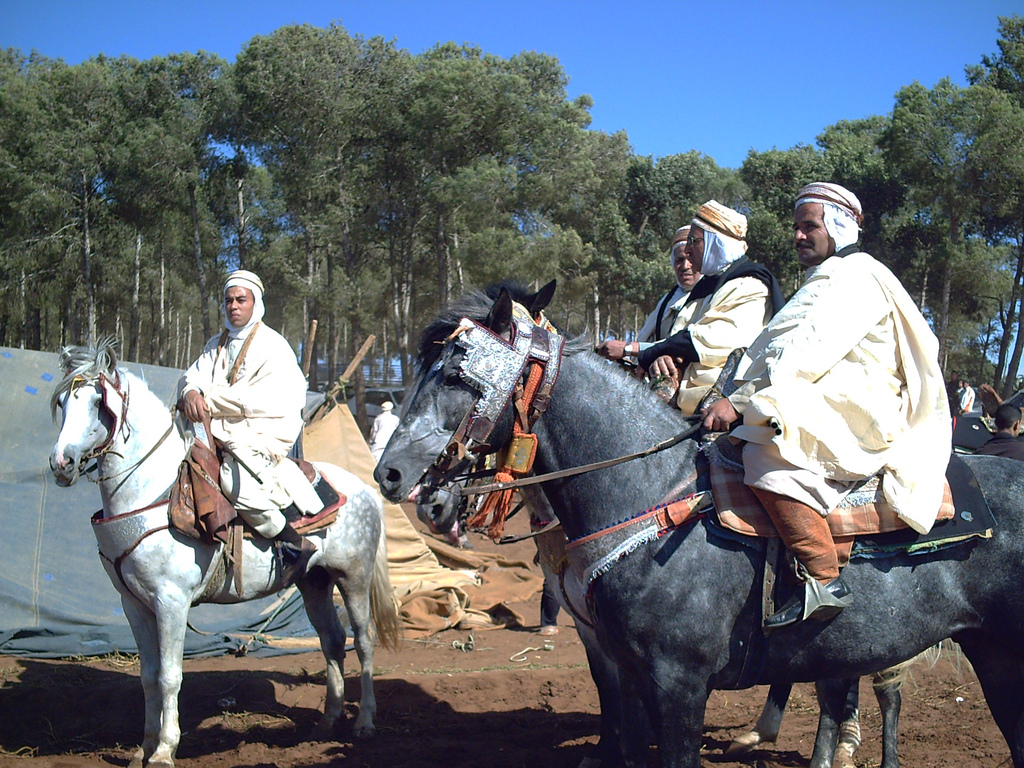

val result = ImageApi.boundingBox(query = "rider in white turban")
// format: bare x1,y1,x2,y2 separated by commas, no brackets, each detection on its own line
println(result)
703,182,951,629
179,269,322,578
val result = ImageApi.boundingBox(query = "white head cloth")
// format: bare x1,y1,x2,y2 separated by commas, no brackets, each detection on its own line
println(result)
795,182,863,251
691,200,748,276
699,230,748,276
224,269,266,337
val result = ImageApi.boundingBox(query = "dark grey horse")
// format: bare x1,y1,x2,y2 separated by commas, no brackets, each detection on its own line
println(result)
378,287,1024,768
417,482,905,768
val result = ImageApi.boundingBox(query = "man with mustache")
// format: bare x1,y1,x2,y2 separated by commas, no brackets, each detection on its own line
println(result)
703,183,951,629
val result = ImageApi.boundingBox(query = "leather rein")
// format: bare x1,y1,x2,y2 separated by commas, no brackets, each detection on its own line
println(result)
451,418,701,498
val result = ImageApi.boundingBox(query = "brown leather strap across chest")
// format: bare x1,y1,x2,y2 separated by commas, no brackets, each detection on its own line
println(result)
217,321,262,385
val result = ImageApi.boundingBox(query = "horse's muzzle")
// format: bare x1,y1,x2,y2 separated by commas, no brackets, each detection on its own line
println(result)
374,464,409,503
49,452,81,487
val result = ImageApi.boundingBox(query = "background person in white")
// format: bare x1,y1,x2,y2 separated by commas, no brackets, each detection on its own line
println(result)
179,269,321,576
958,378,977,415
369,401,400,462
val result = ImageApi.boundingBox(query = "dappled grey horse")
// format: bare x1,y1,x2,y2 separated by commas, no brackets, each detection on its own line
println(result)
49,341,401,768
380,287,1024,768
418,481,906,768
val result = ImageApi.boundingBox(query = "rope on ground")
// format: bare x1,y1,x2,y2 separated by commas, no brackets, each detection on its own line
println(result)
509,642,554,663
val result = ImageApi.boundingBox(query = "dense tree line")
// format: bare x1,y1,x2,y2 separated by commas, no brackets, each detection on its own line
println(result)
3,16,1024,423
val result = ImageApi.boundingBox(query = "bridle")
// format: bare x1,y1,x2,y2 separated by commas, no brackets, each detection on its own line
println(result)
420,302,563,539
62,371,133,465
417,300,704,540
61,371,175,488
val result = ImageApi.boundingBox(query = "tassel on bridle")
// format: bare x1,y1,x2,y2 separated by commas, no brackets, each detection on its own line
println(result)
467,360,544,540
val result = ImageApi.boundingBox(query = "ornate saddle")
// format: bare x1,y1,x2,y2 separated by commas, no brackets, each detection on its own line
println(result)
168,443,345,545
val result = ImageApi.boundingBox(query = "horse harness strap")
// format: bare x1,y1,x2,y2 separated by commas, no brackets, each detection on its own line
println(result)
563,492,712,592
92,502,172,595
556,557,594,630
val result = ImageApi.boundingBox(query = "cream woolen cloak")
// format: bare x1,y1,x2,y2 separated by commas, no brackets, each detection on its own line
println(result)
673,277,771,415
731,252,951,533
181,325,306,458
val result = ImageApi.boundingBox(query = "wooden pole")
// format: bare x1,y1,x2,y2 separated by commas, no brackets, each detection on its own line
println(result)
301,319,318,377
327,334,376,401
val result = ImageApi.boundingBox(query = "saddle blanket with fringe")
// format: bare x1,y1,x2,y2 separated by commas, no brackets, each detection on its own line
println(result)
706,438,955,538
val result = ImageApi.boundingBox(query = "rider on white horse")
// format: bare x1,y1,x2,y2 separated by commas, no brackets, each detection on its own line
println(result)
178,269,320,579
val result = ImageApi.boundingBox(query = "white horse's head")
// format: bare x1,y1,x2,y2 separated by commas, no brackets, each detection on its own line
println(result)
49,339,122,487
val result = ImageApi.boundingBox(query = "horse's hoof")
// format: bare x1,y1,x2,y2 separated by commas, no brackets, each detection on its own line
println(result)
834,743,858,768
352,722,376,739
724,730,769,756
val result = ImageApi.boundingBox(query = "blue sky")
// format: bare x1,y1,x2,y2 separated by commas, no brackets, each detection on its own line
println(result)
4,1,1020,169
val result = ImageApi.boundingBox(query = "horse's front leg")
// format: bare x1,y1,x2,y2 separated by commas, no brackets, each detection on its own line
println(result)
149,589,190,767
123,586,190,768
872,673,902,768
638,660,709,768
809,677,857,768
121,596,161,768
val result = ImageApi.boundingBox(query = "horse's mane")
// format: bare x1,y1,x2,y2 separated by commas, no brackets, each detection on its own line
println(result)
416,282,589,371
50,338,119,421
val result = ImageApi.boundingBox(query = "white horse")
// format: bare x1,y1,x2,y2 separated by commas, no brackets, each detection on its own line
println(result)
48,341,401,768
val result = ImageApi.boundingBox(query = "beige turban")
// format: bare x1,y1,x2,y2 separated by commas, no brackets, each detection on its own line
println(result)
693,200,747,241
691,200,748,275
225,269,265,299
796,182,862,224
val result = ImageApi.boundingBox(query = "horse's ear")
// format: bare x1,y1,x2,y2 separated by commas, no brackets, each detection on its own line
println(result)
485,289,514,337
527,279,557,317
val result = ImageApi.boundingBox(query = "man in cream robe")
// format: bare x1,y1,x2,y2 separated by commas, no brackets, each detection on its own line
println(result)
637,225,699,348
179,270,322,574
596,226,700,362
636,201,784,415
704,183,951,629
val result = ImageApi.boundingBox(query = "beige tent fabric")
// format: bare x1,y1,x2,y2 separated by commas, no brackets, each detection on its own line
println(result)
301,403,542,637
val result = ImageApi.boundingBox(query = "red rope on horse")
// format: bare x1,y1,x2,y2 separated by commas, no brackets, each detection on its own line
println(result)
468,361,545,540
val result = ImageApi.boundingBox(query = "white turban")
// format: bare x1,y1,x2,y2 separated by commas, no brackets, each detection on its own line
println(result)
795,182,863,251
224,269,266,337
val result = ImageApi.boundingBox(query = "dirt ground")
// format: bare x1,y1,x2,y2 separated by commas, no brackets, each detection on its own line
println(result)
0,507,1009,768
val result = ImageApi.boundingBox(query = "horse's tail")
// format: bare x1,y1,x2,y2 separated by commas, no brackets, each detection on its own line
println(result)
872,640,949,689
369,499,402,652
